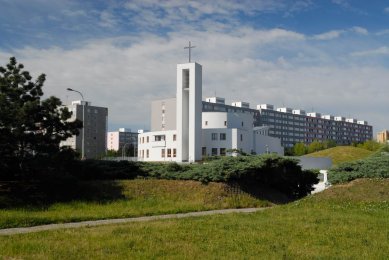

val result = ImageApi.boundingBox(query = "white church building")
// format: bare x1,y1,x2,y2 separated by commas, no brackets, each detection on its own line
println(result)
138,62,283,162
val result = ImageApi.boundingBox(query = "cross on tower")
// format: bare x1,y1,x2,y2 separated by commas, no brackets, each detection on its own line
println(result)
184,41,196,62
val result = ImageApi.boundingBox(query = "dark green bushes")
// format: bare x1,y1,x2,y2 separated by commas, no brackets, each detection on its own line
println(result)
328,146,389,184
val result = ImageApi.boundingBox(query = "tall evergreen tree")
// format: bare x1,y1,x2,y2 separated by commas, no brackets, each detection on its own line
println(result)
0,57,82,175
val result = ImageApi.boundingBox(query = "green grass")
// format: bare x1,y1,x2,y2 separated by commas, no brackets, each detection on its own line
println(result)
0,179,270,229
305,146,374,165
1,178,388,259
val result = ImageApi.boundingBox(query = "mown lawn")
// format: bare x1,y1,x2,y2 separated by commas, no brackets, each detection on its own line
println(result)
0,179,269,229
306,146,373,165
1,179,388,259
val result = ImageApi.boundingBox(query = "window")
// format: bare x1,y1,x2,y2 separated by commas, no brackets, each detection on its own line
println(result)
241,121,244,127
212,148,218,156
240,134,243,141
173,149,176,157
211,133,218,140
224,121,227,126
161,149,165,158
205,121,208,126
202,147,206,156
146,136,149,143
220,148,226,156
154,135,165,141
146,149,149,158
173,134,176,141
220,133,226,140
167,149,171,157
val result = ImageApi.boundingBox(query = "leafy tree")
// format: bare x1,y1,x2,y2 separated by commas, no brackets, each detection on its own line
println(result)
357,140,382,151
292,142,307,156
307,140,324,154
324,140,337,149
0,57,82,176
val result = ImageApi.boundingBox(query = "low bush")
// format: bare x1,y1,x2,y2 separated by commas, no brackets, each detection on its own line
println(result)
328,145,389,184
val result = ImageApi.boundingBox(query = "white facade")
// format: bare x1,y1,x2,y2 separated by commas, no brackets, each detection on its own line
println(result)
176,63,202,162
138,62,284,162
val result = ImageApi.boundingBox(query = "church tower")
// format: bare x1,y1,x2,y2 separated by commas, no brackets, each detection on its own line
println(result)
176,62,202,162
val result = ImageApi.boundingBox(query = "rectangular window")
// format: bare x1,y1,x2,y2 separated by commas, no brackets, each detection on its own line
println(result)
161,149,165,158
173,134,176,141
167,149,171,157
202,147,206,156
146,149,149,158
173,149,176,157
211,133,218,140
205,121,208,126
224,121,227,126
212,148,218,156
220,148,226,156
142,137,144,144
220,133,226,140
154,135,165,141
240,134,243,141
146,136,149,143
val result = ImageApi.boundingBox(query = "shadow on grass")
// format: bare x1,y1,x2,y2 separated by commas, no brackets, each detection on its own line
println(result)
0,176,125,209
227,181,295,205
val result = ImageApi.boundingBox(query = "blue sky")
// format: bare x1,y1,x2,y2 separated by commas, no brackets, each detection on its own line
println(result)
1,0,388,134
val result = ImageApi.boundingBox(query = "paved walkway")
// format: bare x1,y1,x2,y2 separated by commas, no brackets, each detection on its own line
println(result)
0,208,265,236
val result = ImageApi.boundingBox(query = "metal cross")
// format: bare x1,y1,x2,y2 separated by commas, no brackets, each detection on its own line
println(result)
184,41,196,62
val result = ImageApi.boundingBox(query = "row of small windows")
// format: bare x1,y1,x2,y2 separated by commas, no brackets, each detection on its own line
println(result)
211,133,226,141
139,134,176,144
202,147,226,156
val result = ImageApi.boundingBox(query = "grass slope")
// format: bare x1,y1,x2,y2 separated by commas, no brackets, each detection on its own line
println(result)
305,146,373,165
0,179,270,229
1,179,388,259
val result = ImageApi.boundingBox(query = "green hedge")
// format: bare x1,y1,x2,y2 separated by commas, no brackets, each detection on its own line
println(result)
328,146,389,184
71,155,318,199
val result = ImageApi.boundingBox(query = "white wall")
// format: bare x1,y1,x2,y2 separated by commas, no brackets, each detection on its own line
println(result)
138,130,178,162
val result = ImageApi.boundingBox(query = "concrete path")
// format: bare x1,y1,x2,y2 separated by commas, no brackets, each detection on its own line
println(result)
0,208,266,236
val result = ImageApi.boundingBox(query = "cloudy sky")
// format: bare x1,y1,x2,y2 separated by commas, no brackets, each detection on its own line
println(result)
1,0,388,134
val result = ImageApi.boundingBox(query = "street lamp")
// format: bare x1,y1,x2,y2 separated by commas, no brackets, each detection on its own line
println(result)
67,88,85,159
122,143,130,160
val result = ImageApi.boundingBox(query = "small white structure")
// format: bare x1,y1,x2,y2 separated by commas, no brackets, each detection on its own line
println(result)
138,62,284,162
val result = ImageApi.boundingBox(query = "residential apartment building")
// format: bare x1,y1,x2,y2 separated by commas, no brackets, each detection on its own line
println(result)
107,128,138,156
61,100,108,159
202,100,373,148
377,130,389,144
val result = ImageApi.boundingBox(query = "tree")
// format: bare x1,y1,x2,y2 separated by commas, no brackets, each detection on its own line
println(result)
307,140,324,154
293,142,307,156
0,57,82,176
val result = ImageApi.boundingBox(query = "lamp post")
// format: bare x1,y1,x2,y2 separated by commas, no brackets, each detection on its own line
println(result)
67,88,85,159
122,143,130,160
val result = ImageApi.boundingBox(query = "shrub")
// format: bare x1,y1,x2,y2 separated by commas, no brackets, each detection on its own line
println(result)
328,146,389,184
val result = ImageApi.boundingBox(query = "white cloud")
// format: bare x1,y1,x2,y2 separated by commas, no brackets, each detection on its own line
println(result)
350,46,389,57
312,30,345,40
350,26,368,35
2,26,388,134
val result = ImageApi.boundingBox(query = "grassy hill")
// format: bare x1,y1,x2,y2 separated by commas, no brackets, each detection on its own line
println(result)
1,178,388,258
305,146,373,165
0,179,271,229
